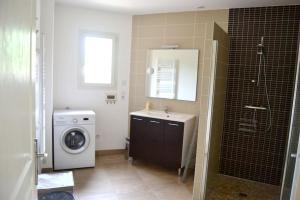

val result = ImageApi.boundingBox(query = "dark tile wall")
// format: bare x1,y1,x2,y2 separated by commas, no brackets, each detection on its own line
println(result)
220,6,300,185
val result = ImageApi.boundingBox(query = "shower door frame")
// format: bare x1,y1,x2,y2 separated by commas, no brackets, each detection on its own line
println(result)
281,30,300,200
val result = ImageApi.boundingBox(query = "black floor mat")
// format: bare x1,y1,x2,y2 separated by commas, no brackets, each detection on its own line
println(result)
39,191,74,200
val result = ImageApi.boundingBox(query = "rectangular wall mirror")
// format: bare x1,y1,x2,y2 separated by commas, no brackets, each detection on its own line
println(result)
145,49,199,101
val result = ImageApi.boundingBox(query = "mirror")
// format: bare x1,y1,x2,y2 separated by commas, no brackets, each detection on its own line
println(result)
145,49,199,101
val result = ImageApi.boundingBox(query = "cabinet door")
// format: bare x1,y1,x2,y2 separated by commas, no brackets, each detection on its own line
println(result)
145,118,164,164
163,121,184,168
129,116,146,159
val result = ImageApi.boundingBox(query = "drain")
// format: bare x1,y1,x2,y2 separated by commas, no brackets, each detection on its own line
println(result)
239,192,248,198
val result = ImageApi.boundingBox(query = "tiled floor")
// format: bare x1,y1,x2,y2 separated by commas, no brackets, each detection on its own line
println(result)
205,174,281,200
73,154,194,200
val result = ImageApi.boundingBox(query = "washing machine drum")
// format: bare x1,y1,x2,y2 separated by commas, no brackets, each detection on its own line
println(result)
61,128,90,154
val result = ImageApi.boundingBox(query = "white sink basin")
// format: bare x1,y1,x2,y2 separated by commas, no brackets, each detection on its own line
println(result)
130,110,195,122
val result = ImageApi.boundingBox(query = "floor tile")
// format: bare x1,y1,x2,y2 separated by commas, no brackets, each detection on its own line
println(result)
75,193,118,200
206,175,280,200
73,154,194,200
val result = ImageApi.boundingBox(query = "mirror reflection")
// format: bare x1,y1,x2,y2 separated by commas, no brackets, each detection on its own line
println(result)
145,49,199,101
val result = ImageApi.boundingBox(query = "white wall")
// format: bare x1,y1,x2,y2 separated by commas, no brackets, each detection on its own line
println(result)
41,0,55,169
53,4,132,151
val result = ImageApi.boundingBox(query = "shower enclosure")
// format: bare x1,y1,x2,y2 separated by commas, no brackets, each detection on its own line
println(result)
281,32,300,199
201,5,300,200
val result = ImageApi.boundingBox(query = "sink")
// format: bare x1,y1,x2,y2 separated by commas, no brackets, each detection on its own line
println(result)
147,111,183,119
147,110,170,117
130,110,195,122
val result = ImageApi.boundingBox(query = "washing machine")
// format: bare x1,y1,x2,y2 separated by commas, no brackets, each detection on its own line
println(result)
53,110,96,170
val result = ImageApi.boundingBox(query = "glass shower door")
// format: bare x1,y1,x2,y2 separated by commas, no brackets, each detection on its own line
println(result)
281,43,300,200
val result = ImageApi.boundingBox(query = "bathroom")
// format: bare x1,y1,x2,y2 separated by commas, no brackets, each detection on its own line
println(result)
1,0,300,200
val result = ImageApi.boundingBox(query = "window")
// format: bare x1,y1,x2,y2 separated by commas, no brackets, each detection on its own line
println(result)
79,31,117,87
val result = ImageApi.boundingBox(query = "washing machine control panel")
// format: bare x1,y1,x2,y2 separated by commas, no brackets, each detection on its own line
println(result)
54,114,95,126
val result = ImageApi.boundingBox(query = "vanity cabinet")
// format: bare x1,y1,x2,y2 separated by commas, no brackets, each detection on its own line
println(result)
163,121,184,168
129,114,192,170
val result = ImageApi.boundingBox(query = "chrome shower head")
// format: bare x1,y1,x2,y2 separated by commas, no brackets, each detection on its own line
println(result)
257,36,264,55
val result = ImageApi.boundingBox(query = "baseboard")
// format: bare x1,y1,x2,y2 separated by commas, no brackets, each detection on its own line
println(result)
96,149,126,156
42,150,126,172
41,168,54,173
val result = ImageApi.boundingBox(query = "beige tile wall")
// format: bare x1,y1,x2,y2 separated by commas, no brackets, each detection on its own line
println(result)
193,23,230,200
205,23,229,191
129,10,229,200
129,10,229,115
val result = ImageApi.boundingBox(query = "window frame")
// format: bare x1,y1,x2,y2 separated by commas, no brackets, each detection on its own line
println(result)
78,30,118,88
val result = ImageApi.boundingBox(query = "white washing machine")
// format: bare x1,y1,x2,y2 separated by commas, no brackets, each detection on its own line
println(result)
53,110,95,170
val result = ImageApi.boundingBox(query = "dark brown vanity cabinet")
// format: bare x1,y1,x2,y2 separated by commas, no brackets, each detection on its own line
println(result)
163,121,184,168
129,115,184,169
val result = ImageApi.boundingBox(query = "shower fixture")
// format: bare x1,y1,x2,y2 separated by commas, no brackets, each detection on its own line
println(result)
256,36,264,86
242,36,272,132
257,36,264,55
257,36,272,131
245,105,267,110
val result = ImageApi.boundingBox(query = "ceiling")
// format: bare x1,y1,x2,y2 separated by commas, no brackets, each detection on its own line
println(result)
56,0,300,15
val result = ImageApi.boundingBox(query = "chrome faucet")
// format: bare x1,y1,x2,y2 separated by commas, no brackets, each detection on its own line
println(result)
163,106,169,114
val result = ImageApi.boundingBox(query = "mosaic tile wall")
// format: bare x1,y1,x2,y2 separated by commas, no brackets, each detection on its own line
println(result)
220,5,300,185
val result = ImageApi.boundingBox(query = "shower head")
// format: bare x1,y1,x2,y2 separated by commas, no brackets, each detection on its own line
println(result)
257,36,264,55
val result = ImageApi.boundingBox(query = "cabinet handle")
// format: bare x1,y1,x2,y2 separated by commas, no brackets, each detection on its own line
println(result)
133,117,143,121
149,120,160,124
168,123,179,126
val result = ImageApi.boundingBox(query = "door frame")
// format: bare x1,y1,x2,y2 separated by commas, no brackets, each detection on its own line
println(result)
286,29,300,200
199,40,219,199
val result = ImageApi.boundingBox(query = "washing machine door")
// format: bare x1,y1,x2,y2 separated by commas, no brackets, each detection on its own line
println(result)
61,127,90,154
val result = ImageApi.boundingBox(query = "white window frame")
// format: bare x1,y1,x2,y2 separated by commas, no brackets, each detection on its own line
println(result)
78,30,118,88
